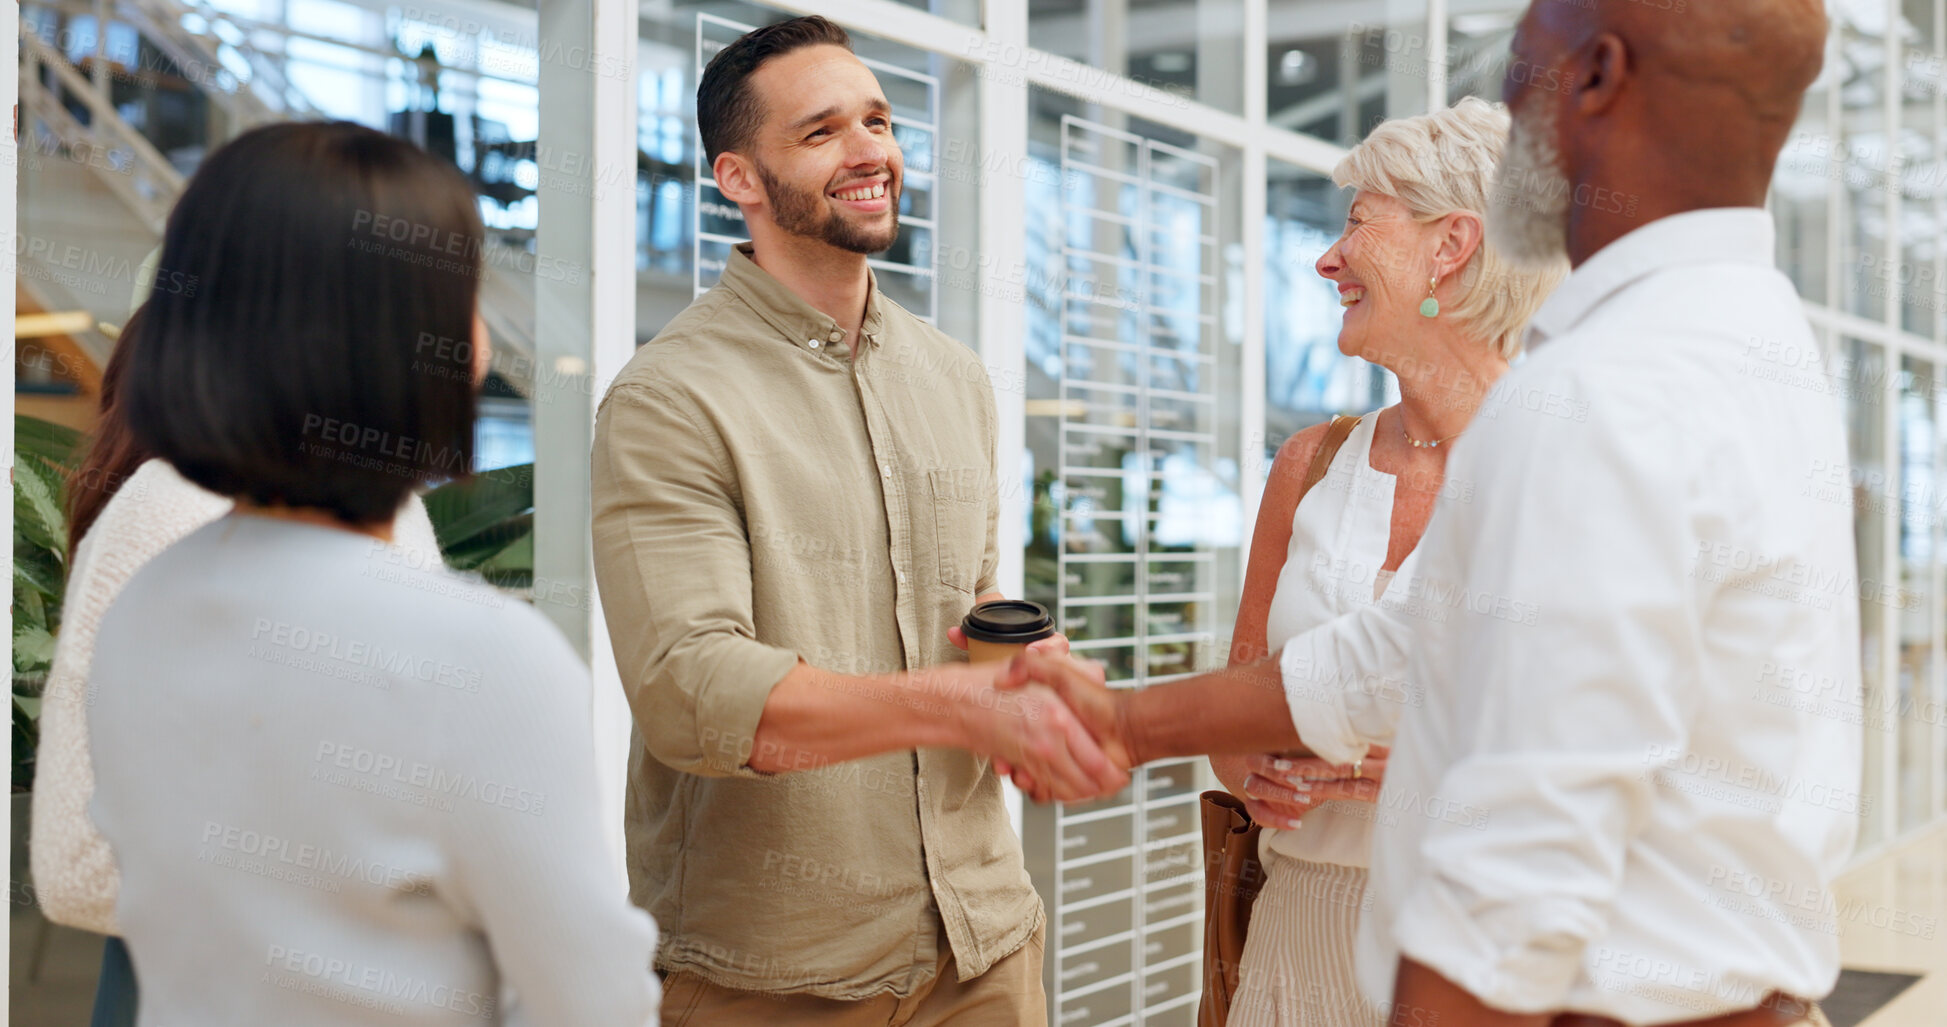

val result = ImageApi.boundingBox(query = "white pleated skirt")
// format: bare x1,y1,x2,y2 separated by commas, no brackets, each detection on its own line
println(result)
1225,846,1383,1027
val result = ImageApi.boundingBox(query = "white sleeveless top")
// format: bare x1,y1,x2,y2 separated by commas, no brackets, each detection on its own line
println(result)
1260,414,1425,868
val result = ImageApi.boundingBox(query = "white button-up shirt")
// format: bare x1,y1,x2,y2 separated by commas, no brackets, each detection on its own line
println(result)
1278,208,1863,1021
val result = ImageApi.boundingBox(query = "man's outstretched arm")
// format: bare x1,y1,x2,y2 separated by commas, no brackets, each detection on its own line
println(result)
754,659,1121,803
592,382,1123,802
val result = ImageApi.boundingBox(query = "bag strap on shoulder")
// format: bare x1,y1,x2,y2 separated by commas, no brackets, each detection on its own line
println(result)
1297,414,1361,503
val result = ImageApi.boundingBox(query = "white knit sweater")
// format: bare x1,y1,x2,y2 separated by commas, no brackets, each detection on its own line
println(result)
28,459,444,934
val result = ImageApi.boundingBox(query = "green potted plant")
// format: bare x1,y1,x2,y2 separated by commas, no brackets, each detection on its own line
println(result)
423,462,534,589
12,414,81,902
13,416,82,795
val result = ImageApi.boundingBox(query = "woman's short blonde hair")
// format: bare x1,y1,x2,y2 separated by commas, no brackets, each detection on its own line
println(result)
1332,96,1567,358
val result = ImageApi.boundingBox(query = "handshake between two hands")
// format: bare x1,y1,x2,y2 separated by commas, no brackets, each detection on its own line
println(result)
941,629,1388,812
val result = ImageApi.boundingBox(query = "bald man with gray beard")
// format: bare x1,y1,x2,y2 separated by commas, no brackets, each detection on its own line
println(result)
1002,2,1850,1024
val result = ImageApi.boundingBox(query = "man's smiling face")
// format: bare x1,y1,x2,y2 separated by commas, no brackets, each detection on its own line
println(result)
742,44,904,254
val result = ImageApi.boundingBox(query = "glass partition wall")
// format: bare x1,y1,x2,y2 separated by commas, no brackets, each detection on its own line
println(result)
1791,0,1947,862
1017,101,1238,1025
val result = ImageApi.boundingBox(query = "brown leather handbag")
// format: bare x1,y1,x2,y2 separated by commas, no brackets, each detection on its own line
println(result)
1198,413,1362,1027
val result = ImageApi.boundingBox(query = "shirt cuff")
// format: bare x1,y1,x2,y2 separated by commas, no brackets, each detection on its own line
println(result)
1392,873,1596,1015
1278,639,1371,767
692,643,802,778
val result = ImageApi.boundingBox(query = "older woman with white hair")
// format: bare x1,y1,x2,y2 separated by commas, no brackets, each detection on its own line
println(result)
1212,97,1566,1027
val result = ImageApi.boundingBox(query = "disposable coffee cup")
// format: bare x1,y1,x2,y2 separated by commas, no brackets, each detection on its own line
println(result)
961,600,1056,664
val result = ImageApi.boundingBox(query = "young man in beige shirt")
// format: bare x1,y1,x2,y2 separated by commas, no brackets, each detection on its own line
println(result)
590,16,1126,1026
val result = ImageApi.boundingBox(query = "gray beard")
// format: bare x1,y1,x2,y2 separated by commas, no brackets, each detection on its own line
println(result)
1488,99,1571,268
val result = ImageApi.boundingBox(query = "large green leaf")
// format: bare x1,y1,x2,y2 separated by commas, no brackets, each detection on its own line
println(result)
14,454,67,559
473,530,534,590
13,589,47,666
13,625,55,678
477,530,532,573
13,545,62,604
15,415,82,472
14,697,36,791
424,463,534,553
442,511,532,571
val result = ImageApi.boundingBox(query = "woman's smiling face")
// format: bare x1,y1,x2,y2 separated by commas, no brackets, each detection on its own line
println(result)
1314,189,1439,362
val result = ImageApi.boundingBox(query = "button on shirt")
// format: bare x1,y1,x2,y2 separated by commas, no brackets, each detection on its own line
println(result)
1276,209,1862,1021
591,244,1039,999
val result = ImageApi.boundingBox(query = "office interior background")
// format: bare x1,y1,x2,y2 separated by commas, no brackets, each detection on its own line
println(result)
9,0,1947,1023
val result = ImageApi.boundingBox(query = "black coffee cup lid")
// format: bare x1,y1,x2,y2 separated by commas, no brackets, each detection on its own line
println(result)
962,600,1056,644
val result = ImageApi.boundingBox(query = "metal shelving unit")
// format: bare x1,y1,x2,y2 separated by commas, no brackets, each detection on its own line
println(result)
1026,114,1218,1027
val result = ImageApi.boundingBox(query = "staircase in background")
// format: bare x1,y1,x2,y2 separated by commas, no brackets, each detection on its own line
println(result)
16,0,540,400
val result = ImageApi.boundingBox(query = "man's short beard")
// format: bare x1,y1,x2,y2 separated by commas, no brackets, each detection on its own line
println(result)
757,161,900,255
1488,97,1571,268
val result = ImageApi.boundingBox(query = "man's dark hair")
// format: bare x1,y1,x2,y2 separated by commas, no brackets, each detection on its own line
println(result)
122,120,482,526
697,16,853,165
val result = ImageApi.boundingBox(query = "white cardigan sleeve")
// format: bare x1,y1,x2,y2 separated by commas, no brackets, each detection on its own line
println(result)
28,464,446,933
31,461,229,933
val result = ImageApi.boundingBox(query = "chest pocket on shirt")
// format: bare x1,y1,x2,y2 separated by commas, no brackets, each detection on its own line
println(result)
928,467,988,594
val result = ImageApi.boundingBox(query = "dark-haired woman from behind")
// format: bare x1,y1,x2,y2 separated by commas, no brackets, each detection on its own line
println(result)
79,121,660,1025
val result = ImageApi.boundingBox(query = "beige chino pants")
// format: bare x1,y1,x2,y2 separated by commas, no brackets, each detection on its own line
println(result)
660,924,1047,1027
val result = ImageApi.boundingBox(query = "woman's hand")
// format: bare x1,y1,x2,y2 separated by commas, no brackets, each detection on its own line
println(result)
1239,747,1389,829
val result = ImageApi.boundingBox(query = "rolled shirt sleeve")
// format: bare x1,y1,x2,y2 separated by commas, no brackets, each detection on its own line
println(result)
591,381,801,778
1278,598,1422,767
1388,373,1698,1013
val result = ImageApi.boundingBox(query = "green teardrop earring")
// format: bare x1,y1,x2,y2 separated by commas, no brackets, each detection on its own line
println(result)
1420,275,1441,318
